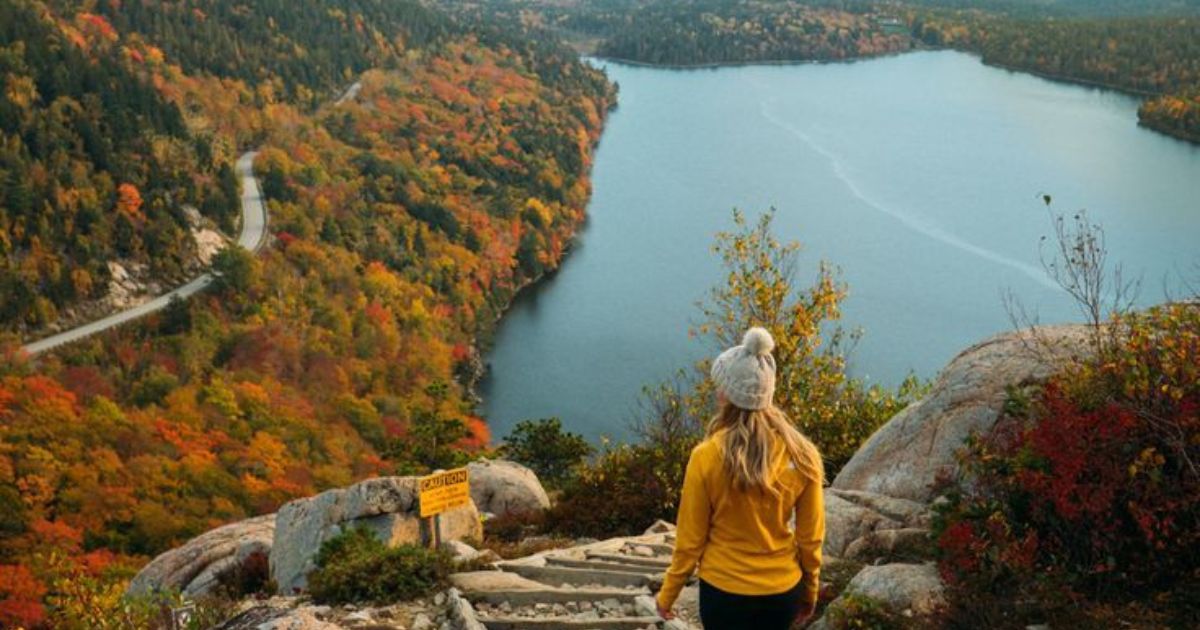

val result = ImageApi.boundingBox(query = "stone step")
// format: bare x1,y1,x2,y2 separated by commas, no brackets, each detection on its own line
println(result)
620,542,675,556
545,556,665,575
478,616,662,630
586,552,672,568
447,531,696,630
498,563,653,589
462,587,642,607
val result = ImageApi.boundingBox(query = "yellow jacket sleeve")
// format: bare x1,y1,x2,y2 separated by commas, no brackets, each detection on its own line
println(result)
794,479,825,605
656,446,710,611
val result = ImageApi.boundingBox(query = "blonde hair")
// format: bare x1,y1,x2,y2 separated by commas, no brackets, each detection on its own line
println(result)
707,401,824,493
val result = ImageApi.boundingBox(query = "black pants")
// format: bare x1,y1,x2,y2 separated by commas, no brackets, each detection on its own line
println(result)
698,578,804,630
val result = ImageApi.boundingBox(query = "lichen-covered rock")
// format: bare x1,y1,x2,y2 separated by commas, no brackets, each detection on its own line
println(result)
446,587,487,630
829,489,931,528
843,528,932,563
127,514,274,596
823,488,932,555
822,490,902,557
467,459,550,517
833,325,1089,502
441,539,488,565
842,562,946,615
270,476,482,594
810,563,947,629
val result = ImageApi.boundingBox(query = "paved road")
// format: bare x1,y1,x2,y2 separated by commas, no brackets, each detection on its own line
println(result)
22,151,267,355
334,81,362,107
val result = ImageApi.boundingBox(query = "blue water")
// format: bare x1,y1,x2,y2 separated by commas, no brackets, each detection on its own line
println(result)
480,51,1200,443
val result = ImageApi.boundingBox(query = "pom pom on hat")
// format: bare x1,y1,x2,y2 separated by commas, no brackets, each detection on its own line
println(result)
742,327,774,357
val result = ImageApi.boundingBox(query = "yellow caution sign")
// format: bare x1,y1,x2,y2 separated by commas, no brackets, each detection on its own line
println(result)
418,467,471,518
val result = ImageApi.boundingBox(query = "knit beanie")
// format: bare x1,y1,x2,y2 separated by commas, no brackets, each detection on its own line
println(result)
711,327,777,410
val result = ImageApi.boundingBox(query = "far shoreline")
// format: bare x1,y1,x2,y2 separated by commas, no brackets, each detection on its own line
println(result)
585,48,918,71
586,49,1197,147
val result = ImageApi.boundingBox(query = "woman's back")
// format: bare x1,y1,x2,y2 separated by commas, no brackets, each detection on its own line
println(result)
671,433,824,597
655,327,825,630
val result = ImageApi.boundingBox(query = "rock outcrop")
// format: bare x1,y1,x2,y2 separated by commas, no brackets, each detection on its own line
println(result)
467,459,551,517
806,325,1092,625
843,528,932,563
833,325,1088,503
810,563,947,629
185,204,228,266
215,592,469,630
128,514,274,597
271,476,483,594
105,260,150,310
841,563,946,615
133,461,545,598
822,488,932,558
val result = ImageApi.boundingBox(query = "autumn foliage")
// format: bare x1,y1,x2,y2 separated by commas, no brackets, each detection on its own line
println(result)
444,1,914,67
913,11,1200,143
0,1,613,626
115,183,143,220
1140,89,1200,143
933,303,1200,625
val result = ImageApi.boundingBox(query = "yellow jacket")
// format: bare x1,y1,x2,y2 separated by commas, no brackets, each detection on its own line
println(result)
656,434,825,610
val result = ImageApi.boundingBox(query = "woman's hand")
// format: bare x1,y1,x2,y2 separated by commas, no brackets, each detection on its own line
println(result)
656,602,676,620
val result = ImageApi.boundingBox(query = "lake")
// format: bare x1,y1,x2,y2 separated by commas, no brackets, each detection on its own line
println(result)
479,50,1200,443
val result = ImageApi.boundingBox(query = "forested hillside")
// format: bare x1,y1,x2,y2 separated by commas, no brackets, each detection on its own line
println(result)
443,0,914,65
0,1,613,626
903,0,1200,17
0,1,237,332
96,0,452,108
450,1,1200,141
0,0,457,337
911,9,1200,141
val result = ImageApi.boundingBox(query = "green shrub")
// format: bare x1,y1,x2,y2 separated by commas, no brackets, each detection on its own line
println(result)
500,418,593,488
307,528,454,605
546,441,691,539
46,569,233,630
825,593,910,630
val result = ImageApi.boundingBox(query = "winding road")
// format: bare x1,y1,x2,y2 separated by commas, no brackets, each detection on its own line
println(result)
22,151,267,356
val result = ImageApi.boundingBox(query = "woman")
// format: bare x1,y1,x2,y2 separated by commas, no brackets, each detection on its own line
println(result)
655,327,825,629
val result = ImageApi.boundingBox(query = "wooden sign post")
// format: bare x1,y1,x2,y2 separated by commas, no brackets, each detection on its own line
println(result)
418,467,470,549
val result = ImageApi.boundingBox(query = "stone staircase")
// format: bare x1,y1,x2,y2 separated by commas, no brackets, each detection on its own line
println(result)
449,527,699,630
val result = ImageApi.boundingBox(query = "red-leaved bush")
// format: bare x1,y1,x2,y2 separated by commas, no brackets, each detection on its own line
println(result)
934,304,1200,612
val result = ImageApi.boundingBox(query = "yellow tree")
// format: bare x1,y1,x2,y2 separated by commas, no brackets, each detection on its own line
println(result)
689,209,924,472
